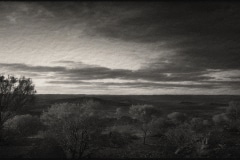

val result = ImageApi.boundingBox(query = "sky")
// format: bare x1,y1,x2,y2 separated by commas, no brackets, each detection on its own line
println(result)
0,1,240,95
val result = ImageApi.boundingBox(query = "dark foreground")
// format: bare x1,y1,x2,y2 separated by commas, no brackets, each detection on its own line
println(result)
1,94,240,158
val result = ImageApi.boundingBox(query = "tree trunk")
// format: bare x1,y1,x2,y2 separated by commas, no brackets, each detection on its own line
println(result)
0,112,3,142
143,131,147,145
71,151,76,160
0,128,2,143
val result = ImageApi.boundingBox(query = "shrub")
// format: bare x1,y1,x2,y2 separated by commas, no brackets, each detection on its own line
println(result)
165,123,198,155
116,116,139,126
213,101,240,132
226,101,240,122
167,112,187,124
115,107,125,119
109,131,134,148
212,113,229,125
4,114,43,137
203,120,211,126
129,104,162,122
190,118,211,133
110,124,136,134
148,117,175,136
194,133,211,157
40,101,107,159
129,104,162,144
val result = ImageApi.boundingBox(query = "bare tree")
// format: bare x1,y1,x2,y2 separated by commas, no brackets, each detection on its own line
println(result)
0,75,36,141
129,104,161,144
41,101,106,159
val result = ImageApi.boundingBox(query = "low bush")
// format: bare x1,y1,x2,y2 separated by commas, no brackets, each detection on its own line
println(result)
109,131,135,148
212,113,229,125
4,114,44,137
226,101,240,122
40,101,108,159
110,124,137,136
165,123,199,156
167,112,187,124
148,117,175,136
190,117,211,133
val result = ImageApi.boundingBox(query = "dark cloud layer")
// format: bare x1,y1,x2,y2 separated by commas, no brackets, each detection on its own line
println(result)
0,63,65,72
37,2,240,71
0,62,214,82
46,79,240,91
94,2,240,70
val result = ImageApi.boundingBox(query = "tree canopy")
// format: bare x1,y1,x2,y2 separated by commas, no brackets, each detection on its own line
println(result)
0,75,36,140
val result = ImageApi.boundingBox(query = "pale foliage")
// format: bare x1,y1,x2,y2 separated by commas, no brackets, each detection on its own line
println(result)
129,104,161,123
40,100,104,159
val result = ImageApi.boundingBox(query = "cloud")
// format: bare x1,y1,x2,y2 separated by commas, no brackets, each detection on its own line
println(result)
46,80,221,89
55,64,213,82
51,60,75,64
0,63,66,72
0,62,213,82
1,62,238,95
0,2,55,26
67,2,240,71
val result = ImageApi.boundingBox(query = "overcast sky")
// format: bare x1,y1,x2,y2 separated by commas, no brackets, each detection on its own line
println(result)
0,1,240,95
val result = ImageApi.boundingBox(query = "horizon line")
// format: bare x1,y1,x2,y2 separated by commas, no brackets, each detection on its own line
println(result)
35,93,240,96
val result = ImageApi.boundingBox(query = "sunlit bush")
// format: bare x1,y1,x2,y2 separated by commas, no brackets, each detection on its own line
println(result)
40,101,107,159
129,104,162,122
